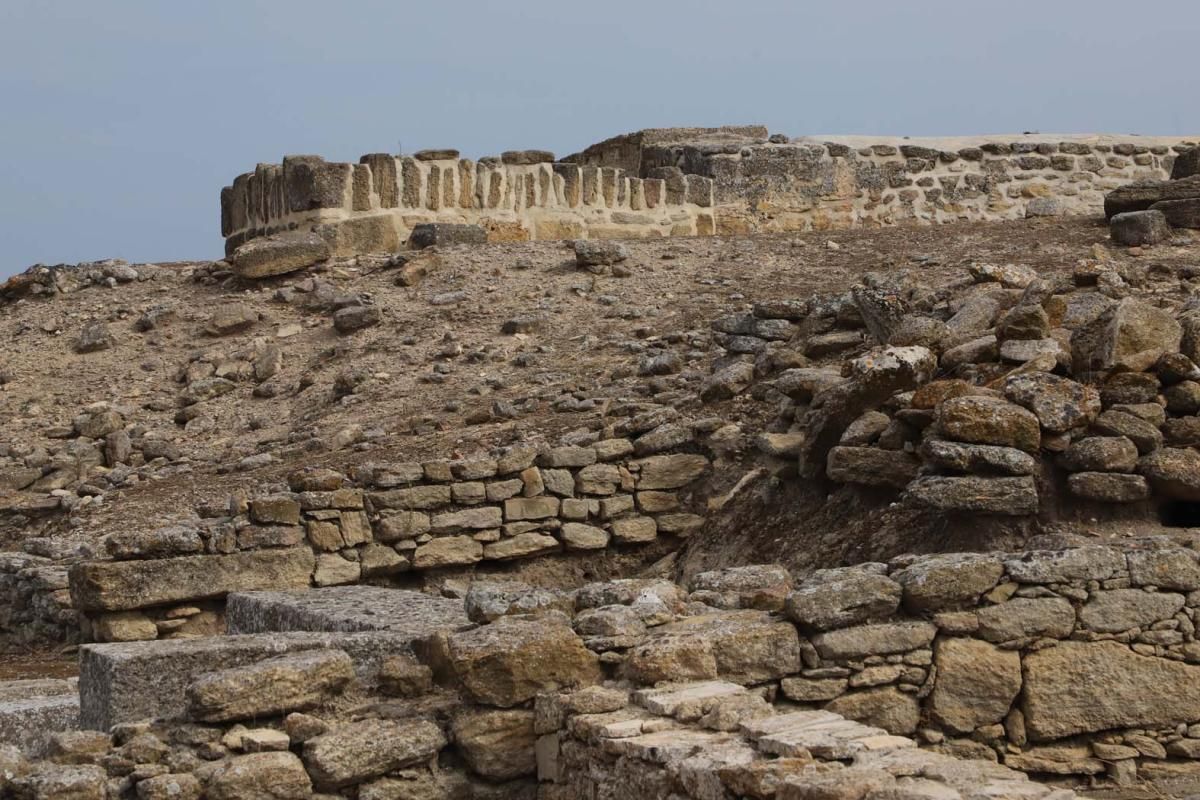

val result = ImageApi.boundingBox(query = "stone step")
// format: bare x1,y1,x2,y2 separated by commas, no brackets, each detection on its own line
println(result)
0,679,79,756
632,681,747,716
79,630,425,731
226,586,470,636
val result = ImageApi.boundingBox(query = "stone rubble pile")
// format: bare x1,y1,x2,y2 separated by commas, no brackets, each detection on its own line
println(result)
701,251,1200,518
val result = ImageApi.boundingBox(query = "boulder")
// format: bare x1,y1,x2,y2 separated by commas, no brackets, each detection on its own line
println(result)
232,232,330,278
1093,410,1163,454
1023,640,1200,740
825,446,920,489
1079,589,1185,633
574,240,629,270
1110,210,1173,246
1139,448,1200,500
1072,298,1182,374
412,536,483,569
935,396,1041,452
624,612,799,685
632,454,709,490
1152,198,1200,229
975,598,1074,643
1003,546,1125,583
1171,148,1200,180
893,554,1004,612
824,687,919,735
464,582,572,624
408,223,487,249
303,718,446,790
919,440,1037,477
198,752,311,800
810,621,936,660
785,568,901,631
1068,472,1151,502
1002,373,1100,433
451,709,536,780
929,638,1021,734
904,476,1038,516
444,616,601,707
69,549,315,612
1104,175,1200,217
186,649,354,722
1059,436,1138,473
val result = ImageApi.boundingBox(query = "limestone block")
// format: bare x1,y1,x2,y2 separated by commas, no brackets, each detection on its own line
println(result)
69,548,315,612
929,638,1021,733
186,649,354,722
1023,640,1200,740
302,719,446,790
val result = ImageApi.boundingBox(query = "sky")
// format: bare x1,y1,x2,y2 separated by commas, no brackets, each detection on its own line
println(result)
1,0,1197,274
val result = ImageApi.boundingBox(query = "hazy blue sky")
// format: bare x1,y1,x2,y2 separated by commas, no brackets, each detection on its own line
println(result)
1,0,1197,273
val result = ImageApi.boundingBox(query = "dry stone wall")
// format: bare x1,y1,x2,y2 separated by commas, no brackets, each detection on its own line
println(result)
221,129,1199,259
66,442,712,642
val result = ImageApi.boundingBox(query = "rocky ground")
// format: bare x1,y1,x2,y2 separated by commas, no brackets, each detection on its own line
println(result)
4,215,1200,797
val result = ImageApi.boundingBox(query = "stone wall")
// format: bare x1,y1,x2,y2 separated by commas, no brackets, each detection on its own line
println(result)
220,130,1199,258
220,150,718,257
0,554,76,647
652,547,1200,784
66,442,712,642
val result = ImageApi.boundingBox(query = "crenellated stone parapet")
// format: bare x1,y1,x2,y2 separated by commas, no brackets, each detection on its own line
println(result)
220,149,717,257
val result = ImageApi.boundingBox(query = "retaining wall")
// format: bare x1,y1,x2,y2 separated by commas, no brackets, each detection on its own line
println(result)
67,442,712,641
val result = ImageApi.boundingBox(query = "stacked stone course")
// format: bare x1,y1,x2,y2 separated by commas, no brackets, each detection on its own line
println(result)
221,129,1199,258
67,442,712,642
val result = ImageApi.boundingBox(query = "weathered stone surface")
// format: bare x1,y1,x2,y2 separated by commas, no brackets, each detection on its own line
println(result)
1127,548,1200,590
451,708,536,780
11,763,108,800
690,565,793,609
936,396,1040,452
464,582,571,624
929,638,1021,734
904,476,1038,515
632,454,709,490
574,239,629,269
1093,410,1163,454
303,718,446,789
919,440,1037,476
825,446,920,489
625,612,800,685
412,536,483,569
408,223,486,249
975,598,1074,643
186,649,354,722
79,631,417,730
69,548,315,612
810,621,936,660
1059,436,1139,473
1005,546,1125,583
824,687,920,735
893,554,1004,612
484,532,559,560
560,522,609,550
1079,589,1184,633
1073,298,1182,374
1067,472,1151,502
1105,175,1200,217
1110,210,1172,246
232,231,330,278
1023,640,1200,740
198,752,311,800
445,616,601,707
1138,448,1200,500
1003,373,1100,433
786,568,901,631
1152,197,1200,229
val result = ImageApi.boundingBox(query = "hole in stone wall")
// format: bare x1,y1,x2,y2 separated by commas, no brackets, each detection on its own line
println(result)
1160,501,1200,528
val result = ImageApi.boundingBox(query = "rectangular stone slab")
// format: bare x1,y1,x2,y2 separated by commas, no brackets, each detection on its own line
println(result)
1022,640,1200,740
0,682,79,756
69,548,315,612
226,586,470,636
79,631,417,730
